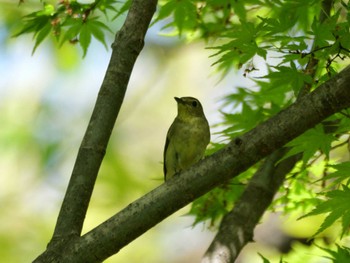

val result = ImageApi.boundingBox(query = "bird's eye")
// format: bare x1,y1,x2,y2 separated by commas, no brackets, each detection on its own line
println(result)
192,100,198,107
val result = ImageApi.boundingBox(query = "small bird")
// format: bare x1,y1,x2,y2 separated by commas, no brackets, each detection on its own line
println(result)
163,97,210,181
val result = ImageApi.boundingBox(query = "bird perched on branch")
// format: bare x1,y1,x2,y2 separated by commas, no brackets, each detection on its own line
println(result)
163,97,210,181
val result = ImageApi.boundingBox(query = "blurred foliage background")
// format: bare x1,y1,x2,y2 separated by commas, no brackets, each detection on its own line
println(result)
1,0,350,262
0,2,235,262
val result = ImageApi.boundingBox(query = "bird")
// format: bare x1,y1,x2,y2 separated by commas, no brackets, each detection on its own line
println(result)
163,97,210,181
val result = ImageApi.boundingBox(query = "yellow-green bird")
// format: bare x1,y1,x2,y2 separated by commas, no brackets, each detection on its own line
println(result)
163,97,210,181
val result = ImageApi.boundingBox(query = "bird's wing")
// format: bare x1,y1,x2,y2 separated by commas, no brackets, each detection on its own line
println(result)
163,135,170,179
164,120,177,180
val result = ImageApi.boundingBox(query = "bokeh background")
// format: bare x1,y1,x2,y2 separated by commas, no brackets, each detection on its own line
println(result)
0,6,245,262
0,2,344,263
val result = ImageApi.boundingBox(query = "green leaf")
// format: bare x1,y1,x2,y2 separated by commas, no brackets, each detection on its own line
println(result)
258,253,271,263
299,186,350,237
88,19,112,50
12,3,58,53
222,102,266,137
59,16,112,56
59,22,82,47
14,14,50,37
79,23,92,57
112,0,132,20
326,162,350,186
231,1,247,22
266,63,313,95
188,172,249,226
310,11,340,47
38,4,55,16
173,0,197,35
97,0,120,14
319,244,350,262
315,209,343,236
32,22,52,54
154,1,177,24
284,124,335,164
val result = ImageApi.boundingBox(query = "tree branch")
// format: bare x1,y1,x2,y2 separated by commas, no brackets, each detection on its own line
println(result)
54,65,350,262
34,0,158,262
202,150,301,263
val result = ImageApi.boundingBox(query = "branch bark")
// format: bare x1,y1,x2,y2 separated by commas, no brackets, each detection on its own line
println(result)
202,150,301,263
44,65,350,262
34,0,158,262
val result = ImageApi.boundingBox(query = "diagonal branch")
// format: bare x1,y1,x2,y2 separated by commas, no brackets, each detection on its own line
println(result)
54,64,350,262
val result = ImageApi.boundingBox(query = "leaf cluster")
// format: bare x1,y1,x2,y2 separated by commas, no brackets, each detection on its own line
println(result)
299,185,350,238
259,244,350,263
154,1,350,244
155,0,350,72
14,0,131,56
187,168,254,227
319,244,350,262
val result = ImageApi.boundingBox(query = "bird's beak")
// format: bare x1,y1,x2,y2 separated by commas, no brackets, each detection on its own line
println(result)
174,97,182,103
